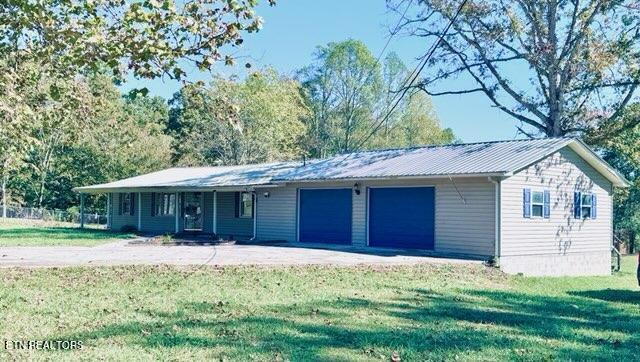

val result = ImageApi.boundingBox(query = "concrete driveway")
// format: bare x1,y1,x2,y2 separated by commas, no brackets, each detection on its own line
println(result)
0,240,481,268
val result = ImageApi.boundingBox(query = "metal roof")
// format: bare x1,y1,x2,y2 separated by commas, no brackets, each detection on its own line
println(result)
275,137,575,181
75,138,629,193
74,162,299,193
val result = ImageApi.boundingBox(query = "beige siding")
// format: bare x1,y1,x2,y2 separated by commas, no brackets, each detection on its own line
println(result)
500,147,613,257
256,177,496,257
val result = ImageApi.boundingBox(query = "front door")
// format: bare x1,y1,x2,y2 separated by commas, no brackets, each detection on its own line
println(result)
184,192,203,231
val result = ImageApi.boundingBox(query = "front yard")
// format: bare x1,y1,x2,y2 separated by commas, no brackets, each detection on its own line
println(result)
0,256,638,360
0,219,136,246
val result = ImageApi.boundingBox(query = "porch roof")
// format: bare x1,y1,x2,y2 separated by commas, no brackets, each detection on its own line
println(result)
74,162,300,194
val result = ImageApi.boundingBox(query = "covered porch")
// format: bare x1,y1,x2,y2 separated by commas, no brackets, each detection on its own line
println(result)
74,162,297,238
78,189,259,240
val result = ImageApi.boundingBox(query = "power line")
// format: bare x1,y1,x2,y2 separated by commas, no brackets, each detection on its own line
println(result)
352,0,469,150
333,0,414,153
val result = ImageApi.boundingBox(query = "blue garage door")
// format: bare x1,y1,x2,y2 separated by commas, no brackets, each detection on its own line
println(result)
299,189,352,244
369,187,435,249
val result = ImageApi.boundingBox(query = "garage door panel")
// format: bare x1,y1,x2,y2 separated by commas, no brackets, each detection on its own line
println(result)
369,187,434,249
299,189,352,244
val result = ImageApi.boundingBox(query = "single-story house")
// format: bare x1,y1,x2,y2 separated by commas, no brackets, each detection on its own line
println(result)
75,138,629,276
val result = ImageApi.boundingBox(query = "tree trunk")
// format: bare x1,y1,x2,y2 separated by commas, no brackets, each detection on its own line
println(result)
2,174,6,218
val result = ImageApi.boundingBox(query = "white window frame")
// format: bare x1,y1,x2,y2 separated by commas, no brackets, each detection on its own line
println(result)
239,192,253,219
581,193,593,219
530,190,545,218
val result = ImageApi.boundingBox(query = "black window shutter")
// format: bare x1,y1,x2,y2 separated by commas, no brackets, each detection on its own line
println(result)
151,193,156,217
130,193,135,216
234,192,240,218
118,193,123,215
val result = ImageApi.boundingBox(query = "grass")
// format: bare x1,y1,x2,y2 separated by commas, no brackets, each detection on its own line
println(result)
0,218,136,246
0,256,638,361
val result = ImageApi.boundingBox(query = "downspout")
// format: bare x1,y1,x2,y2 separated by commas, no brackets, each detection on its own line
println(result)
489,177,501,264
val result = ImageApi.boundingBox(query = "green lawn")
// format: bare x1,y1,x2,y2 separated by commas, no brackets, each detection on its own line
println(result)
0,219,136,246
0,257,638,360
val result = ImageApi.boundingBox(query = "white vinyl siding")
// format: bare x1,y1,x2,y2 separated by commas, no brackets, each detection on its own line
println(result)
500,148,613,256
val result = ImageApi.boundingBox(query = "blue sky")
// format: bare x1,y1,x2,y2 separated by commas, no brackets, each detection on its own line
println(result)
123,0,522,143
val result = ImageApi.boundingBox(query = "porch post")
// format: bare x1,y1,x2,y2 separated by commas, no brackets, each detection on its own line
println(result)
137,192,142,232
174,192,179,234
212,191,217,235
106,193,110,229
80,193,85,229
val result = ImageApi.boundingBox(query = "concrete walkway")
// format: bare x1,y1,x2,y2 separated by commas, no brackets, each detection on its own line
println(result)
0,240,481,268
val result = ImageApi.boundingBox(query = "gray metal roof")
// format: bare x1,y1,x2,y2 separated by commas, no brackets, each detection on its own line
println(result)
75,162,299,193
275,138,575,181
75,138,629,193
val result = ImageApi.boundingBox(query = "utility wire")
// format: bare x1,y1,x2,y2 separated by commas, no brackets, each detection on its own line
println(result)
352,0,469,150
334,0,414,152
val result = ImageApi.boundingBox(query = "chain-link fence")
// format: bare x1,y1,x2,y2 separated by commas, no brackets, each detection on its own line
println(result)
1,206,106,225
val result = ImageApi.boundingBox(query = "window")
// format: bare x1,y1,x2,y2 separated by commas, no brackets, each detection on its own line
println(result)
581,193,593,219
531,191,544,217
119,193,134,215
573,191,597,219
523,188,550,219
239,192,253,218
153,193,175,216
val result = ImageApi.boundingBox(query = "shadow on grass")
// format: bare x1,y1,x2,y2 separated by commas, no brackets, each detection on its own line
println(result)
569,289,640,305
48,288,640,360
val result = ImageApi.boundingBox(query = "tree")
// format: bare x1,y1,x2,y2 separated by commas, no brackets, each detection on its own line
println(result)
593,103,640,249
370,92,456,149
7,72,172,212
169,69,309,165
1,0,272,81
298,39,383,156
299,40,455,156
389,0,640,137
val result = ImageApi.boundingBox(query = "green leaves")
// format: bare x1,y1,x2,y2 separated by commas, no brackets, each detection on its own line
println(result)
169,68,309,166
1,0,267,81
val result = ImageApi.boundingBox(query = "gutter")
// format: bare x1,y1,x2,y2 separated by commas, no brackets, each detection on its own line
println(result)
272,172,508,185
72,184,284,195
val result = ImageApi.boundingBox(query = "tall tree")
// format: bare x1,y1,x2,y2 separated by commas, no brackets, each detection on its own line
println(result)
389,0,640,137
299,40,455,156
169,69,309,165
299,39,383,156
591,103,640,248
8,73,172,212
